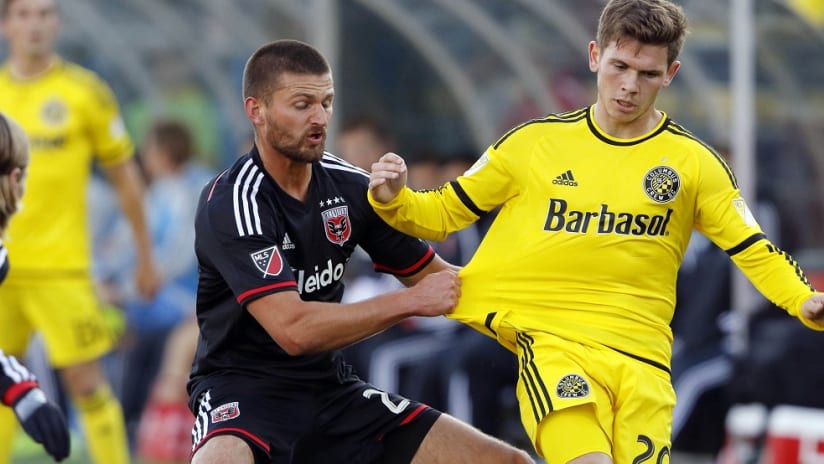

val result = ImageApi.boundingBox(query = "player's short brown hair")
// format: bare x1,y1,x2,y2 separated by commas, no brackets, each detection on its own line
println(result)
596,0,689,65
242,39,330,102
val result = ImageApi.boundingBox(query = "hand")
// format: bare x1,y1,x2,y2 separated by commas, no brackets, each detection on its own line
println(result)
135,258,161,300
368,152,408,203
406,268,462,317
801,293,824,327
13,388,70,462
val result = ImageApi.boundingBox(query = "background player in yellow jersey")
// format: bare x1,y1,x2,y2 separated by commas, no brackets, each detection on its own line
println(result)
0,1,159,463
369,0,824,463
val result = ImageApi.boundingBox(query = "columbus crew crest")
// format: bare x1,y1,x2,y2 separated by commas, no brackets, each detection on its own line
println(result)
40,98,68,126
556,374,590,399
250,245,284,277
643,165,681,203
322,206,351,245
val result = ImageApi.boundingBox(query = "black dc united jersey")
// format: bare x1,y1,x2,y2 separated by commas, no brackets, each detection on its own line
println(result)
188,147,434,388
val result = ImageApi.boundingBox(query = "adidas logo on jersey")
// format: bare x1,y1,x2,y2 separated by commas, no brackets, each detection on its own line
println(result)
281,233,296,250
552,170,578,187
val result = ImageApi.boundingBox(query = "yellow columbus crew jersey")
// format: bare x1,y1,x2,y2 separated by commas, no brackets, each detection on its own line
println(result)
370,106,820,369
0,59,134,275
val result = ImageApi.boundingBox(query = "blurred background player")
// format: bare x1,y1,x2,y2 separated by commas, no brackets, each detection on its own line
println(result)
0,112,70,462
0,1,159,463
94,118,211,453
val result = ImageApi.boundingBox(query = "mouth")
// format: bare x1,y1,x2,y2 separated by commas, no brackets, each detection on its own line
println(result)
614,98,637,112
306,130,325,145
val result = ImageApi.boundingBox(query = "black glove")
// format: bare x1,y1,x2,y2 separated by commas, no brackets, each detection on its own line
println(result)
13,387,70,462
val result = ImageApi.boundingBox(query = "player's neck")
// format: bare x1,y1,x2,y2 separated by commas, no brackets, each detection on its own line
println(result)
261,154,311,203
592,101,662,140
8,54,56,80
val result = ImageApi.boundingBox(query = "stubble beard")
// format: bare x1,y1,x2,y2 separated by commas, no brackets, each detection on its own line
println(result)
265,127,325,164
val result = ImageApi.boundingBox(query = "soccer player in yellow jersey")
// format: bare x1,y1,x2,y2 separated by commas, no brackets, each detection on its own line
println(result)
0,1,159,463
369,1,824,463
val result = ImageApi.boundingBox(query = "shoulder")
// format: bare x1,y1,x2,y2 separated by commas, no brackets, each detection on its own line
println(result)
317,152,370,186
492,107,589,151
57,61,119,103
663,119,728,163
663,118,738,186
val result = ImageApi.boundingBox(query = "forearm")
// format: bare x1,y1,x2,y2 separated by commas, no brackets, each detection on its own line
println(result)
732,240,820,329
253,290,418,355
103,161,153,265
0,353,38,407
368,185,479,241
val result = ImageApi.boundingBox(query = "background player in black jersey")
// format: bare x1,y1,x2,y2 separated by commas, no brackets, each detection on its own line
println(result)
186,40,534,464
0,112,70,461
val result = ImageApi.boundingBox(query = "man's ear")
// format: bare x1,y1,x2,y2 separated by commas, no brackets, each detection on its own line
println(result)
663,60,681,87
244,97,263,125
588,41,600,72
8,166,25,204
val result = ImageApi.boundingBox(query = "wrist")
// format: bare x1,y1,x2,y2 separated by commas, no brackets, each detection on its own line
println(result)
12,387,47,422
3,380,38,407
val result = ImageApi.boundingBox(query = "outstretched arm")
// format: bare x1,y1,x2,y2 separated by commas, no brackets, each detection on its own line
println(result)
0,351,70,462
247,265,461,356
102,159,160,299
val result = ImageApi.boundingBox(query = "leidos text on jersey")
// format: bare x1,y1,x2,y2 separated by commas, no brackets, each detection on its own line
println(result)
294,258,345,294
543,198,673,236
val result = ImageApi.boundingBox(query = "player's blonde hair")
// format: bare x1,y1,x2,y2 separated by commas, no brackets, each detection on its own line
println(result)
0,113,29,232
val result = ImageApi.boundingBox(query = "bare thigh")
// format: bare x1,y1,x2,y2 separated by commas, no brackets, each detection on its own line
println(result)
411,413,534,464
191,435,254,464
568,453,612,464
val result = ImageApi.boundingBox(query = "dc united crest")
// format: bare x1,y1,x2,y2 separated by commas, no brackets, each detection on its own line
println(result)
643,166,680,203
556,374,590,399
322,206,351,245
250,245,284,277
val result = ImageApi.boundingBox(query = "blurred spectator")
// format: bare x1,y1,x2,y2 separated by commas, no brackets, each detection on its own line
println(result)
335,114,394,171
95,119,212,451
135,317,199,464
123,49,221,168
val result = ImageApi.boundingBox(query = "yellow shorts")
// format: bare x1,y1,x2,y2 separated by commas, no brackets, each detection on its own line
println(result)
0,273,114,368
494,318,675,463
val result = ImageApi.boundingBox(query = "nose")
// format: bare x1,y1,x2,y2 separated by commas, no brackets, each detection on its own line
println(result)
621,72,640,93
309,104,331,126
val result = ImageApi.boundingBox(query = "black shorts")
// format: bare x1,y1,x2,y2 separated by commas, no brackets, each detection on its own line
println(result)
190,375,441,464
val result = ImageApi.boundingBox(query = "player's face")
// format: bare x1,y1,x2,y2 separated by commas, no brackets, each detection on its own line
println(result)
1,0,60,60
261,72,334,164
589,37,679,135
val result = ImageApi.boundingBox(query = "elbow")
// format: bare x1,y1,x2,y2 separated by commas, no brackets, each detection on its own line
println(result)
275,330,319,356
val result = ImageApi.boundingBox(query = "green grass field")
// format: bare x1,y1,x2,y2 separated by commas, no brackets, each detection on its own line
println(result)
11,431,89,464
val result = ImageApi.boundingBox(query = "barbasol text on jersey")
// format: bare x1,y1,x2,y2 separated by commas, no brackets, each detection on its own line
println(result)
295,258,345,294
543,199,673,236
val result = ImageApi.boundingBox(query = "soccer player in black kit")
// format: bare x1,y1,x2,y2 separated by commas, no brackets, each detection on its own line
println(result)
186,40,534,464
